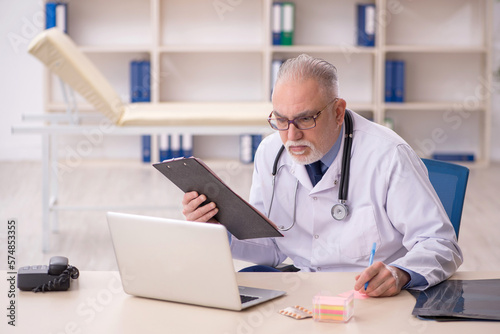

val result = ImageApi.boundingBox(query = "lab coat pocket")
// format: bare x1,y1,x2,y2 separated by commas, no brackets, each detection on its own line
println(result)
339,206,380,260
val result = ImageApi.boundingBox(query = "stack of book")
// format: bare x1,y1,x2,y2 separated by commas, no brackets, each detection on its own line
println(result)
385,60,405,103
272,2,295,46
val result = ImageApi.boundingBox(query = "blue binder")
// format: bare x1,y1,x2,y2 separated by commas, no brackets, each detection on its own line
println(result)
385,60,395,102
159,134,171,162
139,60,151,102
272,2,282,45
45,2,67,33
141,135,151,163
240,134,253,164
356,4,375,47
385,60,405,103
45,3,57,29
252,135,262,161
130,61,141,103
393,60,405,103
182,134,193,157
240,134,262,164
170,134,181,158
131,60,152,162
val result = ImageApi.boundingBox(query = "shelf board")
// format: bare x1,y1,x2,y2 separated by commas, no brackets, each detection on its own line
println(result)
383,102,486,111
384,45,488,53
76,44,486,54
158,45,264,53
78,45,152,53
271,45,376,54
48,101,377,112
346,102,376,112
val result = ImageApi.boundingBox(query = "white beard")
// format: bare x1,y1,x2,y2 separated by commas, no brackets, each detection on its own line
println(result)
285,140,324,165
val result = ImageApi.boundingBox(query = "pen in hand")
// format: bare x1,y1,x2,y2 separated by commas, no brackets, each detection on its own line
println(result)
364,242,377,290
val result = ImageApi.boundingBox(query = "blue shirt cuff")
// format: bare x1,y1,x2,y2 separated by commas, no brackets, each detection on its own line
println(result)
391,264,428,289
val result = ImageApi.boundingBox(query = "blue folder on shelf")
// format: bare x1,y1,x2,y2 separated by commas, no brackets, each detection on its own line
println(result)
393,60,405,102
139,60,151,102
130,60,152,162
130,60,151,103
158,134,170,162
45,2,67,33
385,60,405,102
384,60,394,102
130,61,141,103
272,2,282,45
182,134,193,158
357,4,375,47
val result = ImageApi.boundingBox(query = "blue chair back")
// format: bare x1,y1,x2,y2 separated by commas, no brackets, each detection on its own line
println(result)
421,158,469,239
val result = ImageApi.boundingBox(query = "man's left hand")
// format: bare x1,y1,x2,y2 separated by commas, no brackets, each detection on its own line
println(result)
354,261,410,297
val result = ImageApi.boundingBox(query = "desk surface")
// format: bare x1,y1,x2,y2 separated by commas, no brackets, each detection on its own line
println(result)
2,271,500,333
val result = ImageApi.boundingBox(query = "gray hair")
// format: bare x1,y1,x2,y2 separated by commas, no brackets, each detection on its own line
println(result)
275,54,339,97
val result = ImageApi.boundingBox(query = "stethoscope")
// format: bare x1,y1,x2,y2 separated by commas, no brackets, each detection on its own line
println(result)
268,109,354,231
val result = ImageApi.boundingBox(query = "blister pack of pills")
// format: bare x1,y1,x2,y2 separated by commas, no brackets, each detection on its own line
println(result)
278,305,313,320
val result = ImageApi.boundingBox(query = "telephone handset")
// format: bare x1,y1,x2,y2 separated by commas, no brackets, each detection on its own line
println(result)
17,256,79,292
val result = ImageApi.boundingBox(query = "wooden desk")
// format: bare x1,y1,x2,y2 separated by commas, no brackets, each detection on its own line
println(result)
2,271,499,333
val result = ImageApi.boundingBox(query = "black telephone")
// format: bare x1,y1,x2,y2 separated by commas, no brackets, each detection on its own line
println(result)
17,256,79,292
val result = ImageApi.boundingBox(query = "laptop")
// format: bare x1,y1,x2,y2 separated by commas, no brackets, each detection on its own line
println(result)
106,212,286,311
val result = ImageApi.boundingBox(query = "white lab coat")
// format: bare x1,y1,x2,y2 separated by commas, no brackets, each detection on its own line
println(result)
231,110,463,289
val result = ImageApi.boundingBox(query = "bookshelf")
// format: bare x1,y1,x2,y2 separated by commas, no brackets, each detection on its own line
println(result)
43,0,492,164
381,0,492,166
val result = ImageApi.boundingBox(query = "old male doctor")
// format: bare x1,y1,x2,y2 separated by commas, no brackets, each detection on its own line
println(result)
182,54,463,297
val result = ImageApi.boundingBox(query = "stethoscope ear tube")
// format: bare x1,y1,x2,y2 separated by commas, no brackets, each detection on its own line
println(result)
272,145,286,177
339,110,353,203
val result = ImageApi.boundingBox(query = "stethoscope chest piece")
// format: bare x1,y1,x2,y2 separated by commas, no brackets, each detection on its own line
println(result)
331,202,349,221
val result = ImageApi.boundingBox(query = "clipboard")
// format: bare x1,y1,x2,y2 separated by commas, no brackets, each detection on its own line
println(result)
153,157,283,240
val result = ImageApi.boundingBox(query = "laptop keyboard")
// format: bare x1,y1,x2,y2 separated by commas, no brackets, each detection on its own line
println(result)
240,294,260,304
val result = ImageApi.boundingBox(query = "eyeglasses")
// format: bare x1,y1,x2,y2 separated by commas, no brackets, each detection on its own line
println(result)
267,98,339,131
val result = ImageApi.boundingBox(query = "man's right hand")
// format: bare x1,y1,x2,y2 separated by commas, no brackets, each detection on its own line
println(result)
182,191,219,224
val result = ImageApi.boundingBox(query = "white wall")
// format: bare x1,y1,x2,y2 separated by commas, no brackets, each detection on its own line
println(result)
1,0,500,162
1,1,44,160
491,1,500,161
